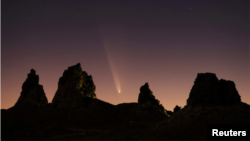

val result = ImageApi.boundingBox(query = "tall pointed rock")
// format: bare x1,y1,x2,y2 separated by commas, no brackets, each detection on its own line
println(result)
52,63,96,109
138,83,168,115
15,69,48,106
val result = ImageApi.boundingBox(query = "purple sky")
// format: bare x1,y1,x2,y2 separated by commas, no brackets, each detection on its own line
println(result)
1,0,249,111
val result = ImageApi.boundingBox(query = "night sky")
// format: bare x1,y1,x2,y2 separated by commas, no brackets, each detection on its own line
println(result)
1,0,249,111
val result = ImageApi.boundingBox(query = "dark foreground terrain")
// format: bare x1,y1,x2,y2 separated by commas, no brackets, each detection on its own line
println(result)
1,63,250,140
2,100,250,140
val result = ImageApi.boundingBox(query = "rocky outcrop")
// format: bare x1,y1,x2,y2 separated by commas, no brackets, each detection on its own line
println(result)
138,83,168,115
186,73,241,107
52,63,96,109
15,69,48,106
173,105,181,113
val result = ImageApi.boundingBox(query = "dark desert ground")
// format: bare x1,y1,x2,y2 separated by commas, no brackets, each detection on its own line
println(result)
1,0,250,140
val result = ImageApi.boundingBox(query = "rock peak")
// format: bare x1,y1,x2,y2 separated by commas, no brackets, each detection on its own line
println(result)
140,82,151,94
70,62,81,68
76,62,81,66
173,105,181,113
30,69,36,75
138,82,168,115
52,63,97,109
15,69,48,107
186,73,241,107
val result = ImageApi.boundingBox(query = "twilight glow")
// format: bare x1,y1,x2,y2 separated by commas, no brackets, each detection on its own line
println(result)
1,0,249,111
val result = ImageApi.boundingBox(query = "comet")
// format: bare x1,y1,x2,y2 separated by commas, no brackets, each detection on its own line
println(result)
103,42,121,94
98,26,122,94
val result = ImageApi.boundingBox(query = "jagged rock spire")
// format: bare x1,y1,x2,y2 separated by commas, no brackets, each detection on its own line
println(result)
52,63,96,109
138,82,168,115
15,69,48,106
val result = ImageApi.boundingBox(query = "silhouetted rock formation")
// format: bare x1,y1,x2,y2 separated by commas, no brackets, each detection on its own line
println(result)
2,69,250,140
52,63,96,109
173,105,181,113
138,83,168,115
186,73,241,107
15,69,48,107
